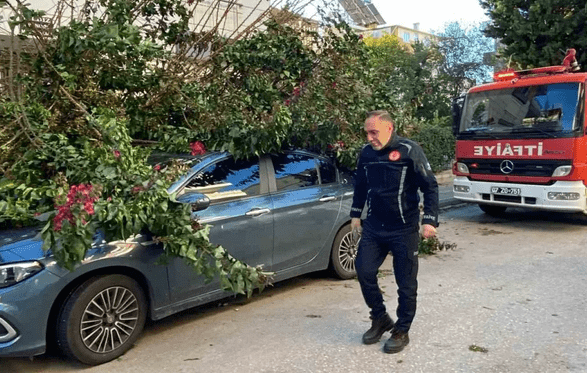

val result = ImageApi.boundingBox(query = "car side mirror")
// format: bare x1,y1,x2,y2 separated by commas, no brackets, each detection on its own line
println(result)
177,192,211,212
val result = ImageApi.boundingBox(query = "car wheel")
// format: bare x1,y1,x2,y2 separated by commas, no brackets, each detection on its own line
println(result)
330,224,358,279
478,204,507,216
56,274,147,365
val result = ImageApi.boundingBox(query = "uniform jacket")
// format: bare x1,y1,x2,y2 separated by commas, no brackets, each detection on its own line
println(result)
350,133,439,229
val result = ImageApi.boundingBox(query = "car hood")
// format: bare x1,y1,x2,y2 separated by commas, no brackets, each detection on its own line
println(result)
0,226,47,264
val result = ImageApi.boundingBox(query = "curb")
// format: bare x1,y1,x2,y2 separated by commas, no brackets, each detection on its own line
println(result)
439,199,469,210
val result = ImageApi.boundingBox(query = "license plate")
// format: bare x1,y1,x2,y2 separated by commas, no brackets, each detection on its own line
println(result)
491,186,521,195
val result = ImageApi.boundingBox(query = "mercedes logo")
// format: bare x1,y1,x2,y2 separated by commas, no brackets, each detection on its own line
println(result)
500,160,514,174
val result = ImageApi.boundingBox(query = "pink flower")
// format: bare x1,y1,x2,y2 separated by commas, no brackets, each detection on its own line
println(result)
131,186,145,194
190,141,206,156
285,99,291,106
154,164,161,171
54,219,63,232
33,212,41,217
332,82,337,89
83,201,95,215
113,150,121,158
53,183,100,232
293,87,301,96
359,34,363,40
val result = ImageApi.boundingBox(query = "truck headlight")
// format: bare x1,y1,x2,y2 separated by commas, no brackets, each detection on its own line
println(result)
456,162,469,174
0,262,44,289
552,165,572,177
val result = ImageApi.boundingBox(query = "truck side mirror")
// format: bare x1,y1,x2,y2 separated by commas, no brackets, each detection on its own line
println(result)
451,96,464,137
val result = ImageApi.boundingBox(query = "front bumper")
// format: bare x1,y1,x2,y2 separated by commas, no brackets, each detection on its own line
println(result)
0,269,62,357
452,176,587,213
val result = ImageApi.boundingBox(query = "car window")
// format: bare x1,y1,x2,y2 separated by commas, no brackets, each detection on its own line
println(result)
317,159,337,184
271,153,319,191
182,157,261,203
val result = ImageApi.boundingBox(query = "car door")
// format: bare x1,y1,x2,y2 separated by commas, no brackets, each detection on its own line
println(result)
269,152,343,273
167,155,274,304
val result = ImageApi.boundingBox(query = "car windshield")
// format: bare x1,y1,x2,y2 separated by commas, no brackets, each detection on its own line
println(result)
459,82,584,139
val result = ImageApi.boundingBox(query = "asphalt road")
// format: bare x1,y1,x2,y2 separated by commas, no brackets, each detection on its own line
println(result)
4,202,587,373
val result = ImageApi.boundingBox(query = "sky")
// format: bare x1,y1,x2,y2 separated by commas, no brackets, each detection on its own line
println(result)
369,0,490,33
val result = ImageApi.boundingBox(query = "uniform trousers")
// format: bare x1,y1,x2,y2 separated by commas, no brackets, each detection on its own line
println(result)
355,221,420,333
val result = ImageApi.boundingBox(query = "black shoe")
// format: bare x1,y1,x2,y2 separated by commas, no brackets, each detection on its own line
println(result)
383,328,410,353
362,313,394,345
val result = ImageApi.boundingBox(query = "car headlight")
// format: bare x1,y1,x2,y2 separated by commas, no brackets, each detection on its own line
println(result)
0,261,44,289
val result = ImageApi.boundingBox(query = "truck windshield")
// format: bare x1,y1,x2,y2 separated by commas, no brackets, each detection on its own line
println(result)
459,82,584,139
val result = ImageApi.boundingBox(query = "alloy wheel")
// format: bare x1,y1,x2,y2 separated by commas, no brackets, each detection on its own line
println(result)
80,286,140,354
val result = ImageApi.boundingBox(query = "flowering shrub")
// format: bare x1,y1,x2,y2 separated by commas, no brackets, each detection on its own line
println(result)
0,0,453,295
53,184,101,231
190,141,206,156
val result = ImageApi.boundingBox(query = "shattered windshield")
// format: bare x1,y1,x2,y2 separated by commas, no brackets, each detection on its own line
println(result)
459,82,584,139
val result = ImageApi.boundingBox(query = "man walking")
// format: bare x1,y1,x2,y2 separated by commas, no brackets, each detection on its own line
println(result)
351,110,439,354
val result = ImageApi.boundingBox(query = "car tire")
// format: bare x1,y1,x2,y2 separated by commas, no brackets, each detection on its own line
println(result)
330,224,358,279
56,274,147,365
478,204,507,216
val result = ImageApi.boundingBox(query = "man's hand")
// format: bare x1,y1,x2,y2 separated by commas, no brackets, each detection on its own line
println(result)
351,218,362,242
422,224,437,239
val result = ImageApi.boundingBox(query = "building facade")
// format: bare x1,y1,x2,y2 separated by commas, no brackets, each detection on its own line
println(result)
359,23,437,45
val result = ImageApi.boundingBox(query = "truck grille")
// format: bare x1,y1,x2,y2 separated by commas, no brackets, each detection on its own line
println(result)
462,159,571,177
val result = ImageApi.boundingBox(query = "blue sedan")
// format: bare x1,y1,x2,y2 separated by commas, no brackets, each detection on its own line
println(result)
0,150,357,365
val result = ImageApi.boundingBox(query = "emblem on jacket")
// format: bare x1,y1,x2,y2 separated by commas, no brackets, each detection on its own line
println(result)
389,150,401,161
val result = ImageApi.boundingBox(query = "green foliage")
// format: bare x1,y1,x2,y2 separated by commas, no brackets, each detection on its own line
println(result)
411,117,455,172
1,0,457,295
481,0,587,69
418,236,457,255
0,0,275,296
363,33,452,122
469,344,489,353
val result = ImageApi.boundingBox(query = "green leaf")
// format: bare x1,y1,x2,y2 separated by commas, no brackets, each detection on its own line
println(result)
229,127,240,138
101,167,118,179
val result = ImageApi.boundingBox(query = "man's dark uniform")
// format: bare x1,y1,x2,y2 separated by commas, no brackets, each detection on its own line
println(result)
351,132,439,334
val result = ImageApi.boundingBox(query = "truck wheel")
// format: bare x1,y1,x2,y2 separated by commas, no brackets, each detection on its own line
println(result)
478,204,507,216
56,275,147,365
330,224,358,279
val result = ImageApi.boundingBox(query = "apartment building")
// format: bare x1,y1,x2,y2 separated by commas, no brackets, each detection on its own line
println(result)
360,23,437,45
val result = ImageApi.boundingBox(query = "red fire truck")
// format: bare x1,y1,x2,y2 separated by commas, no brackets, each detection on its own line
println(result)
451,49,587,216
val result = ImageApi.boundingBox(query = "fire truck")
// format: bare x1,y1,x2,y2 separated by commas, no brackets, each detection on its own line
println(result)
451,49,587,216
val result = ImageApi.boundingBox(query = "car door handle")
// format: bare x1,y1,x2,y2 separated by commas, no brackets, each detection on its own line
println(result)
319,196,337,202
245,208,271,217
